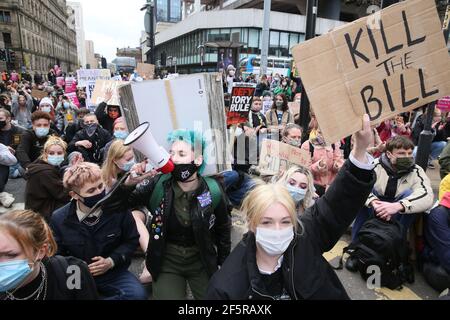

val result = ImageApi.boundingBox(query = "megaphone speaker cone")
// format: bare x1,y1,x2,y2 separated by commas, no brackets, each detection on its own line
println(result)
124,122,150,146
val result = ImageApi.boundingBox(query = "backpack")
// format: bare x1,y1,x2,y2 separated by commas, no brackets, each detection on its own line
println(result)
149,174,222,213
335,218,415,290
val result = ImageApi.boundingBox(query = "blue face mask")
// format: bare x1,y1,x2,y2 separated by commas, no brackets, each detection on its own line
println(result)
0,260,32,293
63,102,70,109
41,106,51,113
114,131,128,140
286,184,307,204
34,127,49,138
118,159,135,172
47,155,64,167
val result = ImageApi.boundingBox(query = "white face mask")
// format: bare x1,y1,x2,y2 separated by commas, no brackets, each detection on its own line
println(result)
256,226,294,256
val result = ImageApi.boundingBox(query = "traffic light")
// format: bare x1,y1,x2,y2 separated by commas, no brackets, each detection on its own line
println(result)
0,49,6,62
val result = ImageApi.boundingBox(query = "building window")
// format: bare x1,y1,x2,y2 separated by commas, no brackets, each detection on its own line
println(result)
0,11,12,23
2,33,12,47
169,0,181,22
269,31,280,57
279,32,289,57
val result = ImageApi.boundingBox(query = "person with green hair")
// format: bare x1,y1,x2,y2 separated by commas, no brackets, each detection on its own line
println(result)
118,128,231,300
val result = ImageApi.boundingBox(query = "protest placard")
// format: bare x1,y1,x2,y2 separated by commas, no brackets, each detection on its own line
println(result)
91,80,127,106
56,76,65,88
437,96,450,112
31,89,48,100
65,77,77,93
119,73,230,175
66,92,80,108
292,0,450,142
137,63,155,80
258,139,311,176
227,83,256,126
76,69,112,110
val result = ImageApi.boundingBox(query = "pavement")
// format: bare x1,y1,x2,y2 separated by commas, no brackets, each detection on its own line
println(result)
0,161,445,300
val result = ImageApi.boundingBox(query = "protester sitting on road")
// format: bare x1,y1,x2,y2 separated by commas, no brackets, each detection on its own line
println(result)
101,140,154,284
273,165,315,217
265,94,294,140
0,108,25,179
95,89,122,135
281,123,302,148
421,191,450,294
346,135,434,271
102,117,129,160
55,95,78,134
68,113,112,164
0,143,17,208
206,115,375,299
0,210,98,300
64,107,90,144
273,78,293,101
11,90,34,129
50,162,147,300
301,128,344,196
16,111,59,170
24,136,69,221
114,129,231,300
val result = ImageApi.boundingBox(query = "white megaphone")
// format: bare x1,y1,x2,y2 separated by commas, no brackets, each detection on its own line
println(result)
123,122,175,174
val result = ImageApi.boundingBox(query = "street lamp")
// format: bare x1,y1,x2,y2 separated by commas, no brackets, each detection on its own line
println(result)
141,1,155,65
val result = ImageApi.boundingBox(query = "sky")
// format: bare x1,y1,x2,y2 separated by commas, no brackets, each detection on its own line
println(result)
76,0,146,62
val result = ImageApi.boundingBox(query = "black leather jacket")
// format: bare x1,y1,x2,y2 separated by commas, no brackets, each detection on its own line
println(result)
121,174,232,281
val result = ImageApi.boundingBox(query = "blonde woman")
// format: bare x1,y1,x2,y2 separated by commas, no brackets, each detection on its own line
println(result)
24,136,70,221
101,139,154,284
0,210,97,300
206,115,375,300
274,165,315,216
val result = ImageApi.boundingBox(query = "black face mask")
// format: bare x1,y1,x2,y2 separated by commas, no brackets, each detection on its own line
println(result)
172,161,199,182
0,120,6,129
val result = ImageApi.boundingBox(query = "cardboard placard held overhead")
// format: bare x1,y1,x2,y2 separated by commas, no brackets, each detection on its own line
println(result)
137,63,155,80
31,89,48,100
227,83,256,126
91,80,128,106
258,140,311,176
292,0,450,142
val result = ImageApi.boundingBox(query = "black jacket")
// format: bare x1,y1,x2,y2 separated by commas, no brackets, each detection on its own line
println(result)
68,126,112,163
95,102,122,135
16,129,59,169
24,159,69,220
206,160,375,300
0,124,25,150
50,201,140,281
120,174,231,281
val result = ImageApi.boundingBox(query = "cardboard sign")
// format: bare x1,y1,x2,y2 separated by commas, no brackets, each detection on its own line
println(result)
76,69,111,87
288,101,300,118
65,77,77,93
262,99,273,115
31,89,48,100
437,96,450,112
292,0,450,142
227,83,256,126
258,139,311,176
91,80,128,106
76,69,112,110
118,73,230,175
136,63,155,80
66,92,80,108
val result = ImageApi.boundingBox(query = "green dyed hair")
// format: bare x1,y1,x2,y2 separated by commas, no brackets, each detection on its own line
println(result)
167,129,207,174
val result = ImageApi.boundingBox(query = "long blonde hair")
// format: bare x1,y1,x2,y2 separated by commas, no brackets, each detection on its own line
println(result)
101,140,133,189
240,183,302,234
274,165,315,211
0,210,57,260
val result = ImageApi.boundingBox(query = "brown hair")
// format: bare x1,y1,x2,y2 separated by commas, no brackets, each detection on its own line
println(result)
271,93,289,112
31,110,51,123
0,210,57,260
386,135,415,152
252,96,262,103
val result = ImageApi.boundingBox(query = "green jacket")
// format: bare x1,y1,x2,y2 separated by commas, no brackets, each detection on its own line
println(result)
439,142,450,179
